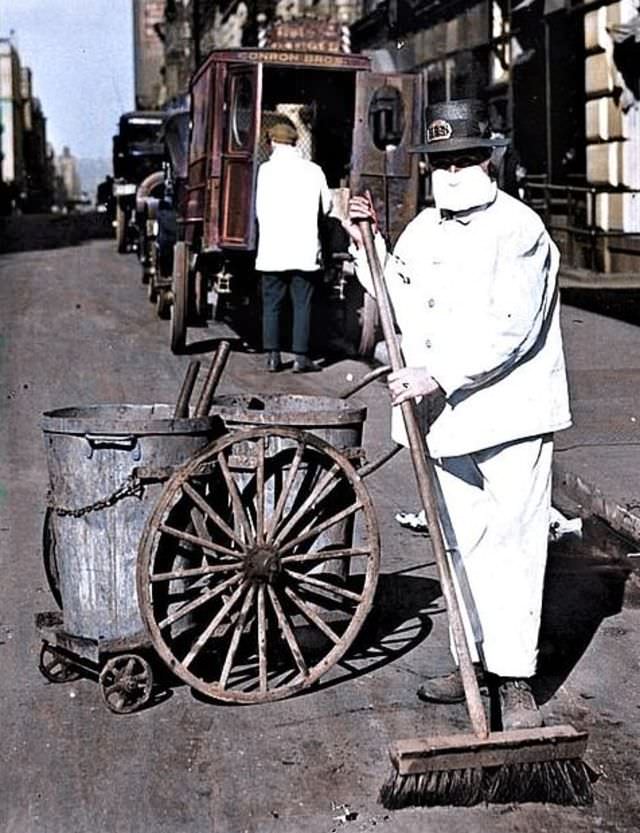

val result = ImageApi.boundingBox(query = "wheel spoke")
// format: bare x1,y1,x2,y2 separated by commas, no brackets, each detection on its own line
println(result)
182,482,247,550
267,586,308,677
157,572,242,629
283,585,341,644
279,501,362,555
190,505,210,541
217,451,255,543
272,463,341,546
125,658,135,677
219,585,256,689
284,569,362,602
264,441,305,542
151,562,243,583
183,580,248,668
257,585,267,693
255,437,266,544
281,546,370,565
159,523,243,559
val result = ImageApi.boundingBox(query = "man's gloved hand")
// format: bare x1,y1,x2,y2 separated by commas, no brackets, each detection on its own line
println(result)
388,367,442,405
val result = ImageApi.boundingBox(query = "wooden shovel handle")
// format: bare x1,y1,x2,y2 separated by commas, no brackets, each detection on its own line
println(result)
358,219,489,739
194,341,231,417
174,360,201,419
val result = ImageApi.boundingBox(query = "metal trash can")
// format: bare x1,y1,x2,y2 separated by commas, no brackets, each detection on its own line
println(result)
41,403,220,643
208,393,366,449
208,394,367,574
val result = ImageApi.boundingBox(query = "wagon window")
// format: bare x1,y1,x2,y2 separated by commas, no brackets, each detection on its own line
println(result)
230,74,254,150
368,86,405,150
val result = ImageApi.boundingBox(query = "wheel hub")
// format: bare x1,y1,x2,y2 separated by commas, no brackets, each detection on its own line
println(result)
244,545,281,583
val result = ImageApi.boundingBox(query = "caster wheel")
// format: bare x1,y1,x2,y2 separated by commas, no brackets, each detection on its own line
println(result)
99,654,153,714
39,643,81,683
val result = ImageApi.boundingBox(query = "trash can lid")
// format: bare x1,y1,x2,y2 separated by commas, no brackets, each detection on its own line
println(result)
41,403,220,436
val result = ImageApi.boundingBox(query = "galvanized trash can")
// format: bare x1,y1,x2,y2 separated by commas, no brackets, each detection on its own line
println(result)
37,403,220,712
208,393,366,450
208,394,366,576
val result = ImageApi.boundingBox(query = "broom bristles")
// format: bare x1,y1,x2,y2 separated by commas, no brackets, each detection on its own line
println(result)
380,758,594,809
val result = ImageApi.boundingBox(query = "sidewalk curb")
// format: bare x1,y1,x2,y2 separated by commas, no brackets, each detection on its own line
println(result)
553,462,640,546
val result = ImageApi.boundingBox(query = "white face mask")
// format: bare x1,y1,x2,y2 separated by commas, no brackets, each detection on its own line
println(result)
431,165,497,213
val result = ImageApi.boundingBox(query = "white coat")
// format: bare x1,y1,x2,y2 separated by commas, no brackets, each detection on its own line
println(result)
255,144,332,273
353,188,572,458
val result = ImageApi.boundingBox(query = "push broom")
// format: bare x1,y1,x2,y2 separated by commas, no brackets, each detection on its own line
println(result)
356,217,593,809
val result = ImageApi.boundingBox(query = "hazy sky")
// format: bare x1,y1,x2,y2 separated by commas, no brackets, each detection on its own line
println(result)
1,0,135,160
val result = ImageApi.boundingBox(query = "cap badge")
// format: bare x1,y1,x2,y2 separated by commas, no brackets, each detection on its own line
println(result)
427,119,453,143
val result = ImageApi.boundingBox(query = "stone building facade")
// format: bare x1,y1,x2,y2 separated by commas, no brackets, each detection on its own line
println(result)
0,38,54,213
133,0,166,109
349,0,640,274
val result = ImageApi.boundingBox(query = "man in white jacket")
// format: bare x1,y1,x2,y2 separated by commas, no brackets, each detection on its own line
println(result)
347,98,572,731
255,121,332,373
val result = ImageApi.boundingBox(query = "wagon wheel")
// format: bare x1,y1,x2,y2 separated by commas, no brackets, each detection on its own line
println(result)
42,507,62,609
170,240,189,353
194,269,208,323
99,654,153,714
39,642,81,683
148,278,158,303
147,266,158,301
138,426,380,704
156,287,171,320
116,204,127,254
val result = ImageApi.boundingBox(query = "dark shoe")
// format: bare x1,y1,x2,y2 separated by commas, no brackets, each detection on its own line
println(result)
498,678,544,731
292,355,320,373
416,666,487,704
266,351,282,372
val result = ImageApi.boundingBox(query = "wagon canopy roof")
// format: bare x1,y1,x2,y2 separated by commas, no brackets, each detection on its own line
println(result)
192,47,370,85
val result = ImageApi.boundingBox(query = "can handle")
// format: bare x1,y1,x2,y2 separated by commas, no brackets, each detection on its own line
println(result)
84,433,141,461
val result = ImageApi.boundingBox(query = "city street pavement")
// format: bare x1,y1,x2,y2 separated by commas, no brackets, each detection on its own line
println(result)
0,239,639,833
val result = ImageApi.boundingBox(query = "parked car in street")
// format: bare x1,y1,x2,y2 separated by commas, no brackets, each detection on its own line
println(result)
112,110,168,254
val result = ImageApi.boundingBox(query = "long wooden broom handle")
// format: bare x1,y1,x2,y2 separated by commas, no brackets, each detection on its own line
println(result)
358,219,489,740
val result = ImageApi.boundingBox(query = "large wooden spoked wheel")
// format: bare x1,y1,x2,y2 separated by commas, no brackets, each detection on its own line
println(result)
137,427,380,704
170,241,189,354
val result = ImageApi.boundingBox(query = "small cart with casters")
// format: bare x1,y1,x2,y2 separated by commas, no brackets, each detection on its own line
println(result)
36,364,396,709
37,403,220,713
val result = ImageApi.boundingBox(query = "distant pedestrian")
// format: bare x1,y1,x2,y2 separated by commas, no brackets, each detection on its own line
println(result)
255,120,332,373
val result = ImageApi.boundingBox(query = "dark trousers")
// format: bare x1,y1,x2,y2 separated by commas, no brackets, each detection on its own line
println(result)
261,270,318,355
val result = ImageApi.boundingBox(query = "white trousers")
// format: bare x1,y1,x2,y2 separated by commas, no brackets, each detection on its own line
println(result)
433,434,553,678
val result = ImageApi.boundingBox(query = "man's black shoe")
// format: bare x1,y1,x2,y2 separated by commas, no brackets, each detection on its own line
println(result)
266,351,282,372
498,678,544,730
292,356,320,373
416,666,487,704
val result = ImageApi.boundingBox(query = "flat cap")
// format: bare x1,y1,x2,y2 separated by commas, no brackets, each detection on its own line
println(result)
268,122,298,145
